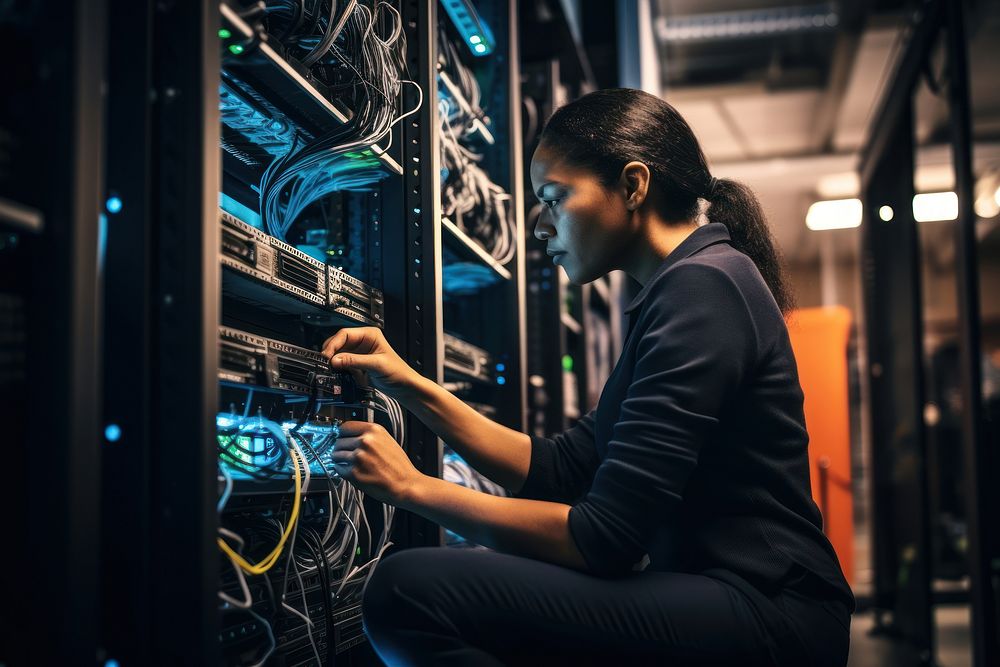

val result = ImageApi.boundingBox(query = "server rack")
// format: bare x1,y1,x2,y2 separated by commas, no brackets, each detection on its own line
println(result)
436,0,527,434
90,0,528,663
859,1,999,664
430,0,533,540
0,1,106,663
519,7,622,438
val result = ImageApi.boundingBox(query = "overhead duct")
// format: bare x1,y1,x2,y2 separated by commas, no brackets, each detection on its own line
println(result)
656,3,839,43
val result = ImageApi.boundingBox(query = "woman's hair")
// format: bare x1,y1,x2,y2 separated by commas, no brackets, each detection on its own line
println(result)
539,88,794,314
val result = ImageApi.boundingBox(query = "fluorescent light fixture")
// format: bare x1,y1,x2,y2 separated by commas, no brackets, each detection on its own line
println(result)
913,191,958,222
806,198,862,231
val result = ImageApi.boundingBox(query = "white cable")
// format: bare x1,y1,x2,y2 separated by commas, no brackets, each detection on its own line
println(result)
217,464,234,513
218,551,253,609
291,542,323,666
243,607,277,667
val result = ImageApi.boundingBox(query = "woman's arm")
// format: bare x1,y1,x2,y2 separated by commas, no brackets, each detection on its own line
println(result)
331,420,587,570
403,475,586,569
397,373,531,492
322,327,531,491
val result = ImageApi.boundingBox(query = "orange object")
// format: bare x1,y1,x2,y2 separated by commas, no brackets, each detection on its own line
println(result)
786,306,854,586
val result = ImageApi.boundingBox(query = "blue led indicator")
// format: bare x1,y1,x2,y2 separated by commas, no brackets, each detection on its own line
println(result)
98,213,108,269
440,0,495,56
495,363,505,372
105,424,122,443
105,660,121,667
106,196,123,214
496,376,506,386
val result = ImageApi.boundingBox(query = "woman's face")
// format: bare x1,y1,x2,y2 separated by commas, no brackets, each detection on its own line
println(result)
529,143,635,284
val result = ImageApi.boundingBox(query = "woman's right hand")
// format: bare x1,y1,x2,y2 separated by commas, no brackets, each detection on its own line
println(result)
321,327,419,397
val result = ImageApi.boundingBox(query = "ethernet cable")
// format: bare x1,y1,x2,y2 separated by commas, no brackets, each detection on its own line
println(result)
243,607,277,667
217,527,253,610
219,549,253,610
217,445,304,575
258,1,421,239
217,463,234,512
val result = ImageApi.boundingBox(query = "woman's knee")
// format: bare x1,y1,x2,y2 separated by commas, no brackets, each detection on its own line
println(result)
362,548,447,637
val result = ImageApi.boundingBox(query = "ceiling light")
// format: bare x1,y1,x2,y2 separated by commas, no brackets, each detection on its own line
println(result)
974,192,999,219
806,198,862,231
913,191,958,222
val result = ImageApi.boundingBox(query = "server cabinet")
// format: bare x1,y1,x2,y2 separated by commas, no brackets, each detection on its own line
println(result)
0,1,106,663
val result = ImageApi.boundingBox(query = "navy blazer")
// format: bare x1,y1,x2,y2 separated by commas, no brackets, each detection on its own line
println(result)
519,223,854,610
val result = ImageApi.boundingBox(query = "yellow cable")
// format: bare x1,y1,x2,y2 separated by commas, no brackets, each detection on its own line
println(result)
218,446,303,575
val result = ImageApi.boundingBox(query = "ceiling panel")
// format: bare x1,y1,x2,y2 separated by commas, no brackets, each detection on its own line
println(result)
832,27,901,151
723,89,825,156
668,99,748,161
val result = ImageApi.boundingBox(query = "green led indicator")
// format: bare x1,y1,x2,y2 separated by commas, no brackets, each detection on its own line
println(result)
218,28,232,39
356,547,362,556
228,43,245,55
562,355,573,372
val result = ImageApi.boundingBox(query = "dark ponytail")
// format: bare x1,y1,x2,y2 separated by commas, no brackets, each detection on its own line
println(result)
706,178,794,314
540,88,795,315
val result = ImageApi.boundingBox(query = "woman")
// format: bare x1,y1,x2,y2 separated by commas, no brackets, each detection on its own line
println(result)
323,88,854,666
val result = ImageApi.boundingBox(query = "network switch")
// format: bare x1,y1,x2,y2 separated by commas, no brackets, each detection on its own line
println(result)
220,209,385,328
220,209,326,309
328,267,385,327
218,326,350,400
443,333,494,383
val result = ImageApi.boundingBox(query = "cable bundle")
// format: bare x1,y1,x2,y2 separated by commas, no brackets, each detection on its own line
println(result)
437,29,515,265
256,1,423,240
439,99,515,264
437,31,489,140
215,388,408,663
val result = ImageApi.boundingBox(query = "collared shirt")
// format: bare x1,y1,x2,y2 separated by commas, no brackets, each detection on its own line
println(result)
519,223,855,609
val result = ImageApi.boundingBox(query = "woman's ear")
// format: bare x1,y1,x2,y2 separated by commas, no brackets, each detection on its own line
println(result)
619,161,651,211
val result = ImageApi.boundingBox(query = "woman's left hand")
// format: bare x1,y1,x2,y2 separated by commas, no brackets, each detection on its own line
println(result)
331,421,423,506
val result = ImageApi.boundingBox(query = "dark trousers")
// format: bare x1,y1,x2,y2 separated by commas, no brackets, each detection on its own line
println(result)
361,547,850,666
